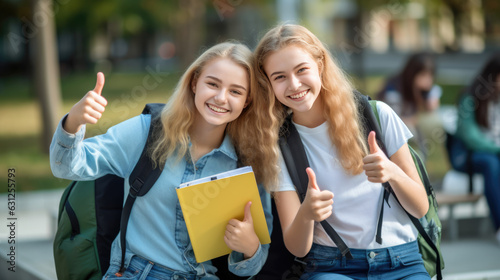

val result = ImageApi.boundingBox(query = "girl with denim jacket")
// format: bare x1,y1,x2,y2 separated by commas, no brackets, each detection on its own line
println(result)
50,42,278,279
253,24,430,279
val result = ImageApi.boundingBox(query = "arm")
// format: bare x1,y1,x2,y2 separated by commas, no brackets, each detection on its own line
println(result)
456,95,500,153
426,98,440,112
49,72,147,180
274,168,333,258
363,131,428,218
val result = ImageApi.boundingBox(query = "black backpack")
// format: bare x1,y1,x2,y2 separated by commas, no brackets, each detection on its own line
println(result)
256,94,443,280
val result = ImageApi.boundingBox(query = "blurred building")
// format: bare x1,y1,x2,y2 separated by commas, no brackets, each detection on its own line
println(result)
1,0,499,77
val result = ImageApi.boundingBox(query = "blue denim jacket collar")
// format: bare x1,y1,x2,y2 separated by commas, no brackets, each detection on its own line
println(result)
188,133,238,162
216,134,238,162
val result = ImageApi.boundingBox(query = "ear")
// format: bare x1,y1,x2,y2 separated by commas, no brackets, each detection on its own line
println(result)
317,60,324,78
243,95,252,108
191,79,197,93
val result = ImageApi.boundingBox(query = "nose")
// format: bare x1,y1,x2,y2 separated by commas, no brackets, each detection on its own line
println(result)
214,89,228,104
288,75,301,91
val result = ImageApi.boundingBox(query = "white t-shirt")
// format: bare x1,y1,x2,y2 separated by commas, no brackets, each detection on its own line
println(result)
485,101,500,146
277,101,417,249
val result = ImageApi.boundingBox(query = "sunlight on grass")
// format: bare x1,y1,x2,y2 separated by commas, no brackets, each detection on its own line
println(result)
0,71,177,193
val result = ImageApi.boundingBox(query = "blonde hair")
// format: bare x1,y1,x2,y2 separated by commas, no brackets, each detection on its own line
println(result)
254,24,368,174
150,41,280,190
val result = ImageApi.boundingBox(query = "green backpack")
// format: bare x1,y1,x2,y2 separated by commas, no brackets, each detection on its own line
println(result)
53,103,164,279
368,98,444,279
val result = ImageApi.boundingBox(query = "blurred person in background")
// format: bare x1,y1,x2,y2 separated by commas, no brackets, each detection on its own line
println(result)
454,53,500,244
377,52,443,160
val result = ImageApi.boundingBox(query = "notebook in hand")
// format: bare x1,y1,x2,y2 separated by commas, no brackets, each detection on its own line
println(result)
177,166,270,263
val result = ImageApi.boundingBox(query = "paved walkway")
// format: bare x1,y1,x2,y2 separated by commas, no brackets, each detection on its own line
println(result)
1,189,499,280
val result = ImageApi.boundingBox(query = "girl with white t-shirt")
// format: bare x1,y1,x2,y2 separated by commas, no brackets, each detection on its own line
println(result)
254,24,430,279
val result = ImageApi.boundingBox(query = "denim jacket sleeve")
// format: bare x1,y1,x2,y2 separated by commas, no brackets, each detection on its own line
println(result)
49,114,150,180
227,183,272,277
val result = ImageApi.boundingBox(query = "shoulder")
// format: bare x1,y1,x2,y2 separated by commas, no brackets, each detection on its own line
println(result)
110,113,152,135
373,100,413,156
375,100,398,117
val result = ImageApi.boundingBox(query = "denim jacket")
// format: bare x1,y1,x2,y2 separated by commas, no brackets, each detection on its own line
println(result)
50,113,272,279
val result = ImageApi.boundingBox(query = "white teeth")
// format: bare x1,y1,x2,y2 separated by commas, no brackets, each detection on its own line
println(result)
208,104,228,113
290,90,308,99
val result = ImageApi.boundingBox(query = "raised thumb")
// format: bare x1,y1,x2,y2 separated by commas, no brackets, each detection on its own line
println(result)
243,201,253,222
93,72,105,95
306,167,320,191
368,131,380,154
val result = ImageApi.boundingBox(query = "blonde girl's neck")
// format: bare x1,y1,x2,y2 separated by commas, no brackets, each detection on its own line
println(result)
291,95,326,128
188,115,226,163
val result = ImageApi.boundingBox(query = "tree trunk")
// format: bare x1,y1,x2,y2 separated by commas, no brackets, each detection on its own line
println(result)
174,0,206,69
32,0,62,153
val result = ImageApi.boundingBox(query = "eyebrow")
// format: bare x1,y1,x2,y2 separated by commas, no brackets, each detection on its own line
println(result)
269,62,309,78
205,75,247,91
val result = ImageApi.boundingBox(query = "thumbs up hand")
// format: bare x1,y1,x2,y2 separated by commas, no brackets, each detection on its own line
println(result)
363,131,394,183
64,72,108,134
224,201,260,259
301,167,334,222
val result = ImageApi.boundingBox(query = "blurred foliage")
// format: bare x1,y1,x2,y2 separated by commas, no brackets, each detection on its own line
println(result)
0,71,179,193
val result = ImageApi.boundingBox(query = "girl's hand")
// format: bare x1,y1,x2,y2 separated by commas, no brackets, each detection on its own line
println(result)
224,201,260,259
362,131,397,183
64,72,108,134
300,167,334,222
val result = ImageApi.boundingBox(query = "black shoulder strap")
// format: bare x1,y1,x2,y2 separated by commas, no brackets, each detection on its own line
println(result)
279,115,353,259
118,103,165,274
356,93,394,245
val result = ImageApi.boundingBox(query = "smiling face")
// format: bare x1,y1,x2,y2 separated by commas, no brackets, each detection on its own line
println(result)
263,45,324,125
192,57,249,129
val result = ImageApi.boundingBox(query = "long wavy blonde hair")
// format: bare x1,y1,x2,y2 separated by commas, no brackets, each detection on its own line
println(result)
254,24,368,175
150,41,280,190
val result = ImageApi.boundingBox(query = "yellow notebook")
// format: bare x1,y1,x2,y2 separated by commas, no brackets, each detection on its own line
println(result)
176,166,270,263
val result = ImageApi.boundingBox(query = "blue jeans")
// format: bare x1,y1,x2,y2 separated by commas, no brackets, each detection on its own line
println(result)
450,141,500,230
103,255,198,280
300,241,430,280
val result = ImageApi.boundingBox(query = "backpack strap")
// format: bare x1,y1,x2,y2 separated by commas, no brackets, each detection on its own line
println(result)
279,115,353,259
356,94,393,245
407,148,443,280
366,99,443,280
118,103,165,274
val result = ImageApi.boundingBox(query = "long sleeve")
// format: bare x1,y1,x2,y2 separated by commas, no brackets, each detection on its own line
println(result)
456,96,500,154
50,114,150,180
